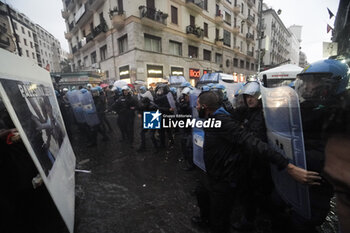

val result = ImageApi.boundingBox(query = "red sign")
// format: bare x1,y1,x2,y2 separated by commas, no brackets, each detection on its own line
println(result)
189,68,200,78
203,70,211,75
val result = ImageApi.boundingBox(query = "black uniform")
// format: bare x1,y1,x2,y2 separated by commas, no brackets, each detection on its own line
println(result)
195,107,288,233
112,93,138,144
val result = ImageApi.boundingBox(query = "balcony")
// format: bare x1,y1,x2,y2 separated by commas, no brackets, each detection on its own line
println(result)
247,51,254,57
185,0,204,14
139,5,168,30
233,26,240,34
247,0,254,8
65,0,75,11
233,5,241,14
233,46,240,54
68,21,74,32
246,33,254,43
72,45,78,54
109,7,126,29
80,33,95,53
65,32,73,40
214,13,224,25
186,25,204,41
247,15,255,25
88,0,104,10
93,19,108,42
74,3,93,29
61,9,69,19
215,38,223,47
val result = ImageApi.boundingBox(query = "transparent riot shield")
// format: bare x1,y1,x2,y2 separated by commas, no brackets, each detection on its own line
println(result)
260,84,311,219
166,92,178,114
66,90,85,124
79,91,100,127
190,89,206,171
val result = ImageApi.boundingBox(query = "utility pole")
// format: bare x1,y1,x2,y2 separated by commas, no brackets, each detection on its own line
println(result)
6,4,21,56
257,0,263,72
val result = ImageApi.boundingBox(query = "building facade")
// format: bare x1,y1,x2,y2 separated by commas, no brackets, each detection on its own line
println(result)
260,6,292,69
0,1,65,73
63,0,259,86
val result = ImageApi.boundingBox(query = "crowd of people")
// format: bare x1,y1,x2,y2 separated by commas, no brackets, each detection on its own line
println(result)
1,58,349,233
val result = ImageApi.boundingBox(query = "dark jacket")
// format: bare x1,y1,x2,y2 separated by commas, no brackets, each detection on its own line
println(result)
203,107,288,184
111,94,138,117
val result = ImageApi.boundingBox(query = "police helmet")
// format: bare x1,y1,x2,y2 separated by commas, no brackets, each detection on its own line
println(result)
63,88,69,92
87,83,92,89
181,87,192,96
180,81,192,88
201,85,210,92
295,59,350,103
241,81,261,99
169,87,177,94
139,86,147,94
155,84,170,96
80,88,88,94
211,84,227,100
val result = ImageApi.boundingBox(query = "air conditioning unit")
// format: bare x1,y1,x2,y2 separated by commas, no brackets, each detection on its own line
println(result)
91,63,100,69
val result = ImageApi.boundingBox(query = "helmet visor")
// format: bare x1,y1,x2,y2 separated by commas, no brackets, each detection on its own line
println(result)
295,73,337,102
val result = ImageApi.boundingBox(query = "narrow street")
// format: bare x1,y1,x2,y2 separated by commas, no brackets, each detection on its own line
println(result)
72,114,206,233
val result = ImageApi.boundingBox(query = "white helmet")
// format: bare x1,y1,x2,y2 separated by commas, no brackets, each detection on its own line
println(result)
63,88,69,92
122,85,130,91
181,87,193,96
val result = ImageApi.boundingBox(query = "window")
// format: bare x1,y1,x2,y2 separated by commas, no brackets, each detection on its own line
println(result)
223,30,231,47
204,23,208,37
21,26,25,33
171,6,178,24
224,12,231,26
28,31,31,37
30,41,33,48
13,22,17,30
233,58,238,67
105,70,109,78
241,3,244,13
240,41,243,52
32,52,35,59
169,40,182,56
215,28,219,40
203,0,208,11
39,40,41,45
233,37,237,47
26,50,29,57
251,63,255,70
91,51,97,64
190,15,195,26
215,53,222,64
203,49,211,61
100,45,107,61
241,22,244,33
246,61,250,69
188,45,198,58
234,17,237,27
144,34,161,53
42,59,45,64
240,60,244,68
83,56,88,67
118,34,128,54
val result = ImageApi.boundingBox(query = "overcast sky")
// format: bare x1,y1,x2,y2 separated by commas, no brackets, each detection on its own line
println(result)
6,0,340,63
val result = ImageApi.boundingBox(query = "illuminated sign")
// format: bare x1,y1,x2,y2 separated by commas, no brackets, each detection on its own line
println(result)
148,69,162,74
120,70,129,76
203,70,211,75
147,65,163,78
189,68,200,79
119,65,130,79
171,67,184,76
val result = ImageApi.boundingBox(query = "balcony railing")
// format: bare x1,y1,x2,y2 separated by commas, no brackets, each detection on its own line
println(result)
247,15,255,24
246,33,254,41
247,51,254,57
93,19,108,37
185,0,204,13
72,45,77,54
68,21,74,31
186,25,204,38
139,5,168,25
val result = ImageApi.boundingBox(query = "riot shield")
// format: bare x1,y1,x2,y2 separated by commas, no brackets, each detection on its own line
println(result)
166,92,178,115
66,90,85,124
79,91,100,127
192,127,206,172
260,84,311,219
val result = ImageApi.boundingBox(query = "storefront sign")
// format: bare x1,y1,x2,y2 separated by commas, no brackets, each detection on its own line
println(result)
147,65,163,78
189,68,200,79
119,65,130,79
171,67,184,76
